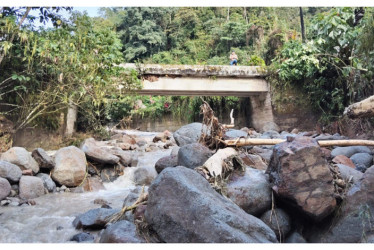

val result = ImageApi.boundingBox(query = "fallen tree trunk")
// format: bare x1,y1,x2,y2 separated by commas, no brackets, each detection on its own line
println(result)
343,95,374,119
224,138,374,147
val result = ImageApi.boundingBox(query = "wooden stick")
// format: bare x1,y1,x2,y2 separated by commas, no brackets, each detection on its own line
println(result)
318,140,374,147
224,138,374,147
222,124,235,129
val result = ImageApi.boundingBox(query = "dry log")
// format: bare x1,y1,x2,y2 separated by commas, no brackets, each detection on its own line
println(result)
344,95,374,119
224,138,374,147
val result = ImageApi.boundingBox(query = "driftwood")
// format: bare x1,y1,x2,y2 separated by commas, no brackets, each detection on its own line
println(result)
344,95,374,119
199,100,225,149
224,138,374,147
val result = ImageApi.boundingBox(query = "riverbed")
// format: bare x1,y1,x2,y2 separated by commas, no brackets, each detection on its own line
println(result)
0,130,171,243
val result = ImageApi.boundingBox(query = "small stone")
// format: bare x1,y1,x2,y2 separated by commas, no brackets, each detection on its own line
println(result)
22,169,33,176
70,232,95,243
332,155,355,168
291,128,299,134
93,198,110,206
28,200,36,205
1,200,10,206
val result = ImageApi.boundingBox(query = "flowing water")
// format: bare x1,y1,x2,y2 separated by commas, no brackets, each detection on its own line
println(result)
0,130,172,243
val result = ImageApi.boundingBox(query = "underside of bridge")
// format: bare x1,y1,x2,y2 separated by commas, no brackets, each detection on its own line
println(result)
120,64,276,131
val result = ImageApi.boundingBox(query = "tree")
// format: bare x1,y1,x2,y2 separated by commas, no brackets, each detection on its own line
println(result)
300,7,306,43
0,12,140,132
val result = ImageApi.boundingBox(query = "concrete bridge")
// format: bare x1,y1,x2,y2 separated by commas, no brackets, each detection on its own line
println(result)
120,63,269,97
120,63,275,131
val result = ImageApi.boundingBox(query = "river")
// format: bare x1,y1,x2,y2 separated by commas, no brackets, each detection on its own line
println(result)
0,130,172,243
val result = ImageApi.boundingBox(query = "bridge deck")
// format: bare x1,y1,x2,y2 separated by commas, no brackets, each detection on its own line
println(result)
121,63,269,97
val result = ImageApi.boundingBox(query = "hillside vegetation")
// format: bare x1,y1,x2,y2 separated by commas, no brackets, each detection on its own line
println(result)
1,7,374,136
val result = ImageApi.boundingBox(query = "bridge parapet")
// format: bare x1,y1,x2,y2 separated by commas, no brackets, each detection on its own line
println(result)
120,63,267,78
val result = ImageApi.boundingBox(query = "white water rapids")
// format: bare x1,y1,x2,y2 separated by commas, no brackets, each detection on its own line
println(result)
0,130,172,243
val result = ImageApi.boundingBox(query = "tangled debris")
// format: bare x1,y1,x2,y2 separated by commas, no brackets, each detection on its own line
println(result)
196,152,246,196
329,163,350,201
198,100,226,150
105,186,148,226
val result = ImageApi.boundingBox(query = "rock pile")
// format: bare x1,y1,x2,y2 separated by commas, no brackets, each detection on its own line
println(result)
2,122,374,243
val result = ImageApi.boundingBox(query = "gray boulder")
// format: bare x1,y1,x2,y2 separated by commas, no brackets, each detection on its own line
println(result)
110,148,135,166
70,232,95,243
31,148,54,170
260,208,291,241
145,166,277,243
36,173,56,193
133,167,156,186
226,167,272,216
331,146,371,158
285,232,307,243
101,168,119,182
350,153,372,172
262,121,280,132
52,146,87,187
173,123,204,146
81,138,120,165
0,177,11,200
155,155,178,174
0,160,22,183
73,208,120,230
336,164,364,184
170,146,180,156
314,133,347,141
309,165,374,243
0,147,39,174
177,143,213,169
99,220,145,243
19,176,45,199
249,146,273,162
260,130,281,139
224,129,248,139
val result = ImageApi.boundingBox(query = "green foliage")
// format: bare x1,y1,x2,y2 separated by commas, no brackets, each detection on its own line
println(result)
273,7,374,123
0,11,140,132
247,55,266,66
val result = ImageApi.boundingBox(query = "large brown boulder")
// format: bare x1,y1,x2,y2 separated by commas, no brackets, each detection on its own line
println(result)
0,177,11,200
266,136,336,221
81,138,119,165
19,176,45,199
0,160,22,183
52,146,87,187
145,166,277,243
31,148,55,170
0,147,39,174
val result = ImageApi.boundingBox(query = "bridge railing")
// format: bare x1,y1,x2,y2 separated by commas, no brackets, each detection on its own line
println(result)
120,63,267,78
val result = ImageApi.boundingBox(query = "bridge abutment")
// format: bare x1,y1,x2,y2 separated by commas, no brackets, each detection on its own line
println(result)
249,92,275,131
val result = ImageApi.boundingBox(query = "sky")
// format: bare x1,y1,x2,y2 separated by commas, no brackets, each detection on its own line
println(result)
72,7,100,17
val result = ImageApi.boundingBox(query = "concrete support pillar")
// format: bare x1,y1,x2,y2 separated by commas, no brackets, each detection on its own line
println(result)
249,91,275,132
65,100,77,137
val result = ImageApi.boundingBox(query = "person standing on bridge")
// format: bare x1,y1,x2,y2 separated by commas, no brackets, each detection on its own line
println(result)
230,51,238,66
